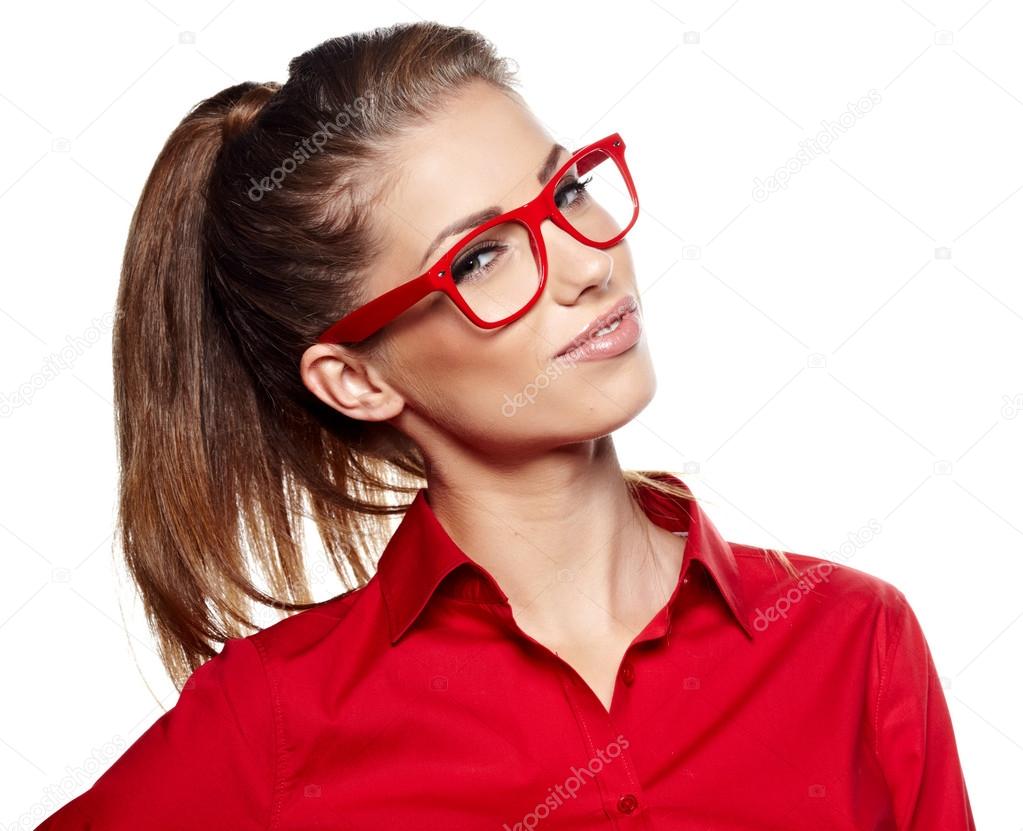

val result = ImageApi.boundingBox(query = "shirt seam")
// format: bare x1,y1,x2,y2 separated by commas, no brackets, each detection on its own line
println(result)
871,590,909,783
249,636,286,831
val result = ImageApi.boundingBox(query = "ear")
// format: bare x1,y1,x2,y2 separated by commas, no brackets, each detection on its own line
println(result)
300,342,405,422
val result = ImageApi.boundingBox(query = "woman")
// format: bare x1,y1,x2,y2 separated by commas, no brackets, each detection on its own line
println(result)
35,21,975,830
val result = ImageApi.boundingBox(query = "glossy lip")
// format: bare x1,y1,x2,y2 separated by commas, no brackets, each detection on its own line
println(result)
553,294,640,358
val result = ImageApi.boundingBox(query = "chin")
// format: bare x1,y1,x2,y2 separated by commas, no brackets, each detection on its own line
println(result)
559,367,658,440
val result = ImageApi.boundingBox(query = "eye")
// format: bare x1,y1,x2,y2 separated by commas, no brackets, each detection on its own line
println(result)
451,241,506,284
555,174,593,212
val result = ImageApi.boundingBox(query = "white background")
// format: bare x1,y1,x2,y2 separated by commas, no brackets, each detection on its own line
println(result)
2,0,1020,827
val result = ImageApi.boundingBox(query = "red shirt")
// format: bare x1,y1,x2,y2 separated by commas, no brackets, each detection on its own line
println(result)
35,474,976,830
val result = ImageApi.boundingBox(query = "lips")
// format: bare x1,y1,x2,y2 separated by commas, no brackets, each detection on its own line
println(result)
554,294,640,358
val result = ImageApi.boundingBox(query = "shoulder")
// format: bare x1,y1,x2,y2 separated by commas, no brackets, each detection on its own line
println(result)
243,575,386,673
729,542,911,640
730,541,909,608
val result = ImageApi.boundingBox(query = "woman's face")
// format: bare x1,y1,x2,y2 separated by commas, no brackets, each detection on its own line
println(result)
302,80,657,459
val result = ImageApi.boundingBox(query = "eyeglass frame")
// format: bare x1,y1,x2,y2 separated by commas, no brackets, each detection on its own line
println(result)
314,132,639,345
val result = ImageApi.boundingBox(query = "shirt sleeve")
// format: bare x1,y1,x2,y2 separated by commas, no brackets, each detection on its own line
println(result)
33,636,277,831
873,589,977,830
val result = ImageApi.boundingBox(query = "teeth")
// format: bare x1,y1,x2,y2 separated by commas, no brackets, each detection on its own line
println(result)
594,317,622,337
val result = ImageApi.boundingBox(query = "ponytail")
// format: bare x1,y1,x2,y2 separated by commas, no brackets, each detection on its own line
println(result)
115,83,299,685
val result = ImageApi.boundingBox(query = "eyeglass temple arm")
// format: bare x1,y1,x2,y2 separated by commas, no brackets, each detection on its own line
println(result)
576,153,600,177
317,273,437,344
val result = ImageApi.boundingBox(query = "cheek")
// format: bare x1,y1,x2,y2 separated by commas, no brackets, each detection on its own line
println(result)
435,336,531,406
397,320,548,420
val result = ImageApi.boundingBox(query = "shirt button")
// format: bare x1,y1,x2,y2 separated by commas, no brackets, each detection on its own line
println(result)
620,661,635,686
617,793,639,814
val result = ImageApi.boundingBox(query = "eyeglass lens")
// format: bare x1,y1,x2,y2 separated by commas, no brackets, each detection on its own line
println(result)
447,148,635,323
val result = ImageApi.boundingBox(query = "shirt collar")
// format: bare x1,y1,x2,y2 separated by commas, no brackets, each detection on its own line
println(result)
376,473,758,645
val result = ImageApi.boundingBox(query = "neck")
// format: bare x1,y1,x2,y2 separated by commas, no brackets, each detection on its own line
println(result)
422,436,685,642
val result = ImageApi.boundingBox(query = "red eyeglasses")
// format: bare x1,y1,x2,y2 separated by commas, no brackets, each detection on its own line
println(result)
315,132,639,345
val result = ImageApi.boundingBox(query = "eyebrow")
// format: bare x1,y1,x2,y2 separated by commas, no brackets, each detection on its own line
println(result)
414,141,569,272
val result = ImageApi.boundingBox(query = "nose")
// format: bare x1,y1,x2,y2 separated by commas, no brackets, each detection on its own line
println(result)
540,220,615,305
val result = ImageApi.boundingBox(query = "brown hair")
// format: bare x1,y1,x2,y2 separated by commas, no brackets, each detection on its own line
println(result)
114,21,798,689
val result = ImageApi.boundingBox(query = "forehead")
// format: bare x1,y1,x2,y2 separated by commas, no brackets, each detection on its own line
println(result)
374,82,564,281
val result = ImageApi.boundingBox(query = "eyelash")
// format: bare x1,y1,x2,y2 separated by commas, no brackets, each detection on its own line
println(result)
450,174,595,284
556,174,593,210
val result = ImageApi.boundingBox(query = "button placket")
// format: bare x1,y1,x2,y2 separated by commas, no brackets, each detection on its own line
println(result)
562,671,652,826
491,594,656,825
